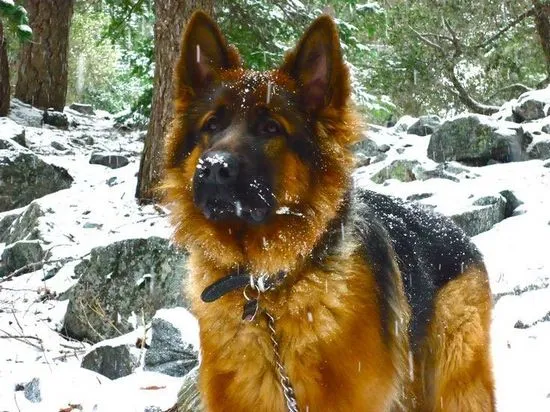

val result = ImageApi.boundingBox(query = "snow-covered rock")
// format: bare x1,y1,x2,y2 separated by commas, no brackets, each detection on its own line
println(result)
43,110,70,130
144,308,199,377
427,114,529,165
407,115,441,136
70,103,95,116
0,239,44,277
63,237,189,342
512,86,550,122
90,152,130,169
0,138,73,212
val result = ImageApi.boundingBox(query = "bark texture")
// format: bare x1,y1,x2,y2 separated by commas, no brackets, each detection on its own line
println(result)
136,0,214,203
14,0,74,111
0,22,9,116
532,0,550,83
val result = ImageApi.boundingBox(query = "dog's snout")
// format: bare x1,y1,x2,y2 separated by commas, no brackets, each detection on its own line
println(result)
197,151,239,185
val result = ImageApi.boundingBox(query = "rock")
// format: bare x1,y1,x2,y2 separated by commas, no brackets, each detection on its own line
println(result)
63,237,189,343
43,110,69,130
512,87,550,122
392,115,418,133
542,123,550,134
69,103,95,115
51,140,67,151
450,195,506,237
371,160,423,184
407,115,441,136
378,144,390,153
499,190,524,218
427,114,529,166
0,211,20,243
23,377,41,403
106,176,119,187
81,342,140,380
0,139,73,212
544,160,550,168
176,366,202,412
415,163,472,183
528,139,550,160
3,202,44,244
90,152,129,169
0,117,26,147
144,308,199,377
353,136,380,157
8,99,43,127
406,193,433,201
0,240,44,277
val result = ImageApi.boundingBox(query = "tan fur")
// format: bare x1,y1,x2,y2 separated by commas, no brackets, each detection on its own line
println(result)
413,265,496,411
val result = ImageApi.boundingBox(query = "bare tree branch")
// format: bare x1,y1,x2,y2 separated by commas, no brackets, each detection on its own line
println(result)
442,18,462,58
409,26,445,54
447,65,500,114
474,6,536,51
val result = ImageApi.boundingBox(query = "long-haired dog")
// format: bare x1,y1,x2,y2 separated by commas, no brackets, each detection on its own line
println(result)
163,11,495,412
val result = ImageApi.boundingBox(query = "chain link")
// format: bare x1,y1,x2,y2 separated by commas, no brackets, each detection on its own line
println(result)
265,311,300,412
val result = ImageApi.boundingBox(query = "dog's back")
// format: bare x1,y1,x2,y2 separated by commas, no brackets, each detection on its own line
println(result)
352,189,495,410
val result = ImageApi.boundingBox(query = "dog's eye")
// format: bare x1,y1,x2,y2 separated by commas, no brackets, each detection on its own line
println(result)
204,116,219,132
260,119,282,136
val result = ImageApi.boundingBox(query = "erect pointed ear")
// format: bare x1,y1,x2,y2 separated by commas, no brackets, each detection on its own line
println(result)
175,11,241,96
280,15,350,112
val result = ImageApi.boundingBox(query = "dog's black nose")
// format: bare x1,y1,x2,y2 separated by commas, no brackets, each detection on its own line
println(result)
197,151,239,185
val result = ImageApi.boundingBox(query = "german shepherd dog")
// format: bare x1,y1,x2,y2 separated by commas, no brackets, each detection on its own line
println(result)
163,11,495,412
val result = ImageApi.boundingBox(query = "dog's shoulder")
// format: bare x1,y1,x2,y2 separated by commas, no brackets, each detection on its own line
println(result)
350,188,484,346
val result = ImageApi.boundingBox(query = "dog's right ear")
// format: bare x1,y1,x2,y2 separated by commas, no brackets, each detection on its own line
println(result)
174,11,241,97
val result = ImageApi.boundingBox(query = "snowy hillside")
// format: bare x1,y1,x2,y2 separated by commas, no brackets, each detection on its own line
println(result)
1,91,550,411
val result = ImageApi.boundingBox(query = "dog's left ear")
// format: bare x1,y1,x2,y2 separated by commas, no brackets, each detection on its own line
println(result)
280,15,349,112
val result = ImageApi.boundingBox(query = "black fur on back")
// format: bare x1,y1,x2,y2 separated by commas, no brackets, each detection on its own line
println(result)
351,188,484,349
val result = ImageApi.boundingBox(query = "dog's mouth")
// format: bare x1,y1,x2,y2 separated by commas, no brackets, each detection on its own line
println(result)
199,197,272,224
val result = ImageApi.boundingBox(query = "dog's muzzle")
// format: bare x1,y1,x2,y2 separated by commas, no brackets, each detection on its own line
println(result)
193,151,273,223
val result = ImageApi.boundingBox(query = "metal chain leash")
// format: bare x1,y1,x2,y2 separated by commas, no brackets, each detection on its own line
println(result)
265,310,300,412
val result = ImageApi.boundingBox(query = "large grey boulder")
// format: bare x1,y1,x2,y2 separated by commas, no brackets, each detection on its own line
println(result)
450,195,506,237
63,237,189,343
0,139,73,212
427,114,529,166
407,115,441,136
512,87,550,122
144,308,199,377
0,240,44,277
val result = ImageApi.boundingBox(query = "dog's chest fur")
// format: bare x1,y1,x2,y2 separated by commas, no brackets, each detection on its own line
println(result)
187,250,401,412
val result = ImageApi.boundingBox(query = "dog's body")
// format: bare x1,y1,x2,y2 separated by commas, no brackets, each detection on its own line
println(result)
163,12,495,412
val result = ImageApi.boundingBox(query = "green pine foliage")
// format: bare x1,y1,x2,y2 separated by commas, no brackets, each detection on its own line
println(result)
62,0,549,124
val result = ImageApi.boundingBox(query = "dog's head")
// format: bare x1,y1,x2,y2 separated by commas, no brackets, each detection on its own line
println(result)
163,11,359,271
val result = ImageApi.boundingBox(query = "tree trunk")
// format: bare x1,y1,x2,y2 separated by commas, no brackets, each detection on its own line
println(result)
136,0,214,204
14,0,74,111
532,0,550,84
0,21,9,116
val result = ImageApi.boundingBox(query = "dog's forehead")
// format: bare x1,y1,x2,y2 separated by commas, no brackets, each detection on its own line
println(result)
219,70,294,112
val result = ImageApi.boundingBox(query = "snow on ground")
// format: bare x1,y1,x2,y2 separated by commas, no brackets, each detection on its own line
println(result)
1,101,550,411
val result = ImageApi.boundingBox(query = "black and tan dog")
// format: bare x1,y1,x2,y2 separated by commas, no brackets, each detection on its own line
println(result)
163,11,495,412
